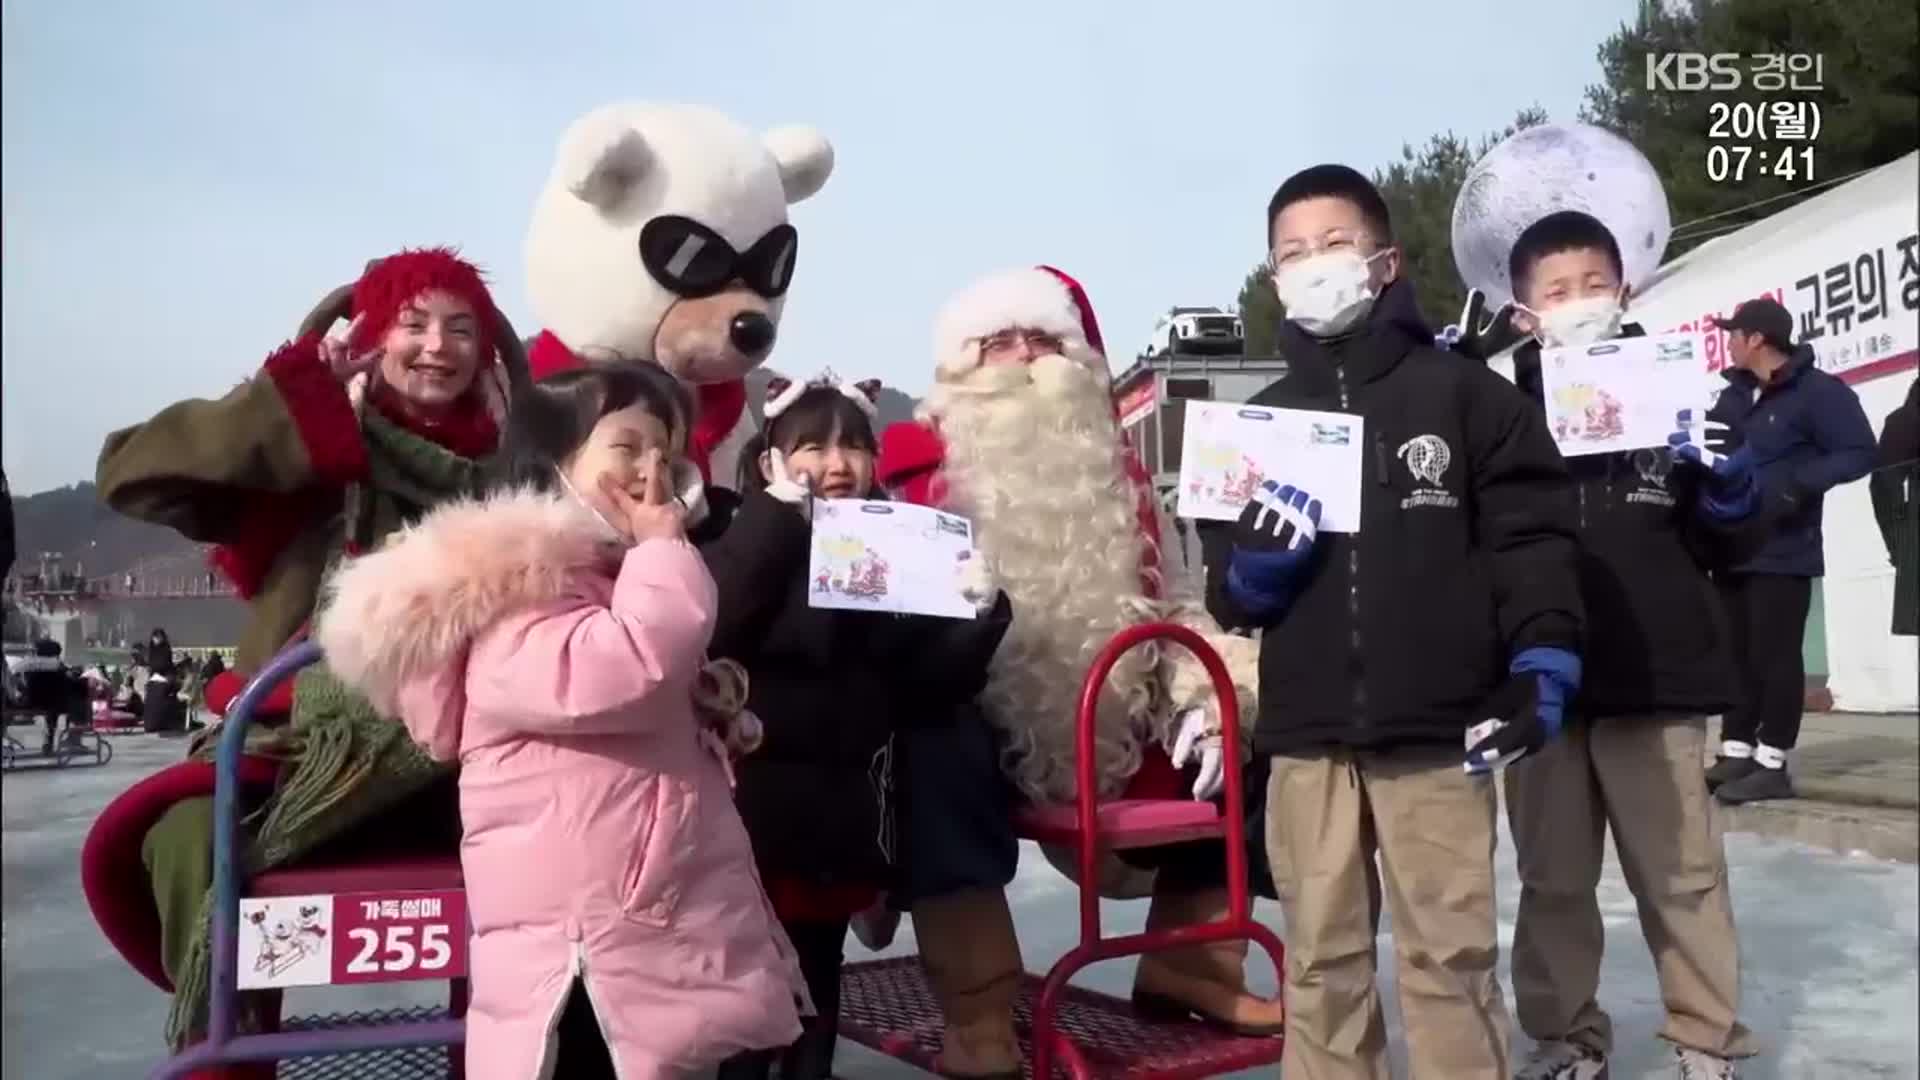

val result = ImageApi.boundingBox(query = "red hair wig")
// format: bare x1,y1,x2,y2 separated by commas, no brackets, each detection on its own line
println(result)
347,247,497,360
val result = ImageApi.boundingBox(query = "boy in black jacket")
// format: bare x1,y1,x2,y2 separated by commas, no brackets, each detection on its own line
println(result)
1199,165,1584,1078
1503,211,1756,1080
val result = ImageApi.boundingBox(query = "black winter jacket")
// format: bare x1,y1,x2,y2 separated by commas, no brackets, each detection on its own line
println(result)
1199,280,1583,755
1513,332,1755,718
698,488,1012,886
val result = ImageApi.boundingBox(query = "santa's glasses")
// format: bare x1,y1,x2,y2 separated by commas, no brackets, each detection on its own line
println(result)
977,328,1065,362
639,215,798,299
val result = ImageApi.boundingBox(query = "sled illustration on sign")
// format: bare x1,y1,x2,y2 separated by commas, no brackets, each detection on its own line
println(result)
839,554,892,600
1550,382,1627,443
817,534,893,601
247,904,325,979
1184,441,1266,506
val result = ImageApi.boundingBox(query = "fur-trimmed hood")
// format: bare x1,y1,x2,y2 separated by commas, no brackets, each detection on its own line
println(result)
316,487,627,716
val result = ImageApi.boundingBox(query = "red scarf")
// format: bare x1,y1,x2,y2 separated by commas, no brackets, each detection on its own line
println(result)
367,379,498,460
210,343,499,602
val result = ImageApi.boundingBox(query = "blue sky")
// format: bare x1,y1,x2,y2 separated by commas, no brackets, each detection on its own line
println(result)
2,0,1635,495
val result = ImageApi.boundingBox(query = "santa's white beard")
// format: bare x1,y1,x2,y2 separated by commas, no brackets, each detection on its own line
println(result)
932,353,1162,804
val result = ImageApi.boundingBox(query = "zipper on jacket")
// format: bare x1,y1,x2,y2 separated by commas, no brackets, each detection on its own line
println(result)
532,941,590,1080
566,940,630,1080
1336,366,1366,720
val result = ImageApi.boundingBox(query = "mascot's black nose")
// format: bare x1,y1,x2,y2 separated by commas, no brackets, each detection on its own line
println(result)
729,312,776,356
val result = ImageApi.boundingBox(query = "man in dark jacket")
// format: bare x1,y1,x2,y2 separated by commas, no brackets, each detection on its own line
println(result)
1198,164,1584,1078
1870,375,1918,637
1500,211,1757,1080
1703,298,1877,803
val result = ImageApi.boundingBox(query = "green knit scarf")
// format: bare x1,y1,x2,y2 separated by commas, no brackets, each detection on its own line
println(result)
165,411,487,1047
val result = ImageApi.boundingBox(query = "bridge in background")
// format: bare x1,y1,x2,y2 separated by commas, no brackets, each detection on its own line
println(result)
4,551,238,654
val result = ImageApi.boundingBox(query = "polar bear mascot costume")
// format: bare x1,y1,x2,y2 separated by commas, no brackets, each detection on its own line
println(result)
525,102,833,491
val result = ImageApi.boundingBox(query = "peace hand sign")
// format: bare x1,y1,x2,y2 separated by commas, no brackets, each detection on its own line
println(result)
764,447,816,514
316,315,382,381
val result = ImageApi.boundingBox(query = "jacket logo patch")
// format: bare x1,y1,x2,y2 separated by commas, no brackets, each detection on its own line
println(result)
1396,435,1460,510
1629,448,1677,507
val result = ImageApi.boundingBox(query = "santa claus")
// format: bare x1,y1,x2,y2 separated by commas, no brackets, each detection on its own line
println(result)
876,266,1280,1077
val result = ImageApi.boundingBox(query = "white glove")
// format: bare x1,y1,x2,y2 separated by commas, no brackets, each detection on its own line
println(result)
764,447,815,511
670,459,710,528
1169,706,1225,801
955,549,995,613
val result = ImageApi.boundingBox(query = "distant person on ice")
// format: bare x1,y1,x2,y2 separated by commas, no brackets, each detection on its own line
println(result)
1503,210,1759,1080
1702,297,1876,804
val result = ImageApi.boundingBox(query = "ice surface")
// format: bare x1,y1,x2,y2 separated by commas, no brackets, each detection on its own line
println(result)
7,738,1915,1079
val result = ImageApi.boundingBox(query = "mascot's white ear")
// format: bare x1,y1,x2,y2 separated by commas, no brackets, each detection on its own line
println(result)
559,110,654,215
762,125,834,205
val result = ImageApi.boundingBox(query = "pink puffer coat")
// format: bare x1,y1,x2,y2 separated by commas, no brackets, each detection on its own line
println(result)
318,487,806,1079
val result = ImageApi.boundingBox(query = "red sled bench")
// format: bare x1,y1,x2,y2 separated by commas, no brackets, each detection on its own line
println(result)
838,622,1287,1078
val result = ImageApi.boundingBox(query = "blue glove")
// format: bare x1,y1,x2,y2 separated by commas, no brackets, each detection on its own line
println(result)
1463,647,1581,775
1225,481,1321,620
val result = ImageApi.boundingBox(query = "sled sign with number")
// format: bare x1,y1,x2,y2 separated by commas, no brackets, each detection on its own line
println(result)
236,889,468,989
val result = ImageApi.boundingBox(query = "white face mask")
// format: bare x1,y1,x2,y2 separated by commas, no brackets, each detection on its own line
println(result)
1272,249,1386,338
1530,294,1624,348
555,468,630,546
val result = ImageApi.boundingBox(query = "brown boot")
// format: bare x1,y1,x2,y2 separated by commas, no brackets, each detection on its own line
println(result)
911,888,1023,1079
1131,885,1286,1036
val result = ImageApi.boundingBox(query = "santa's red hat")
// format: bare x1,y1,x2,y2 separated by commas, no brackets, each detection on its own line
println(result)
932,265,1107,381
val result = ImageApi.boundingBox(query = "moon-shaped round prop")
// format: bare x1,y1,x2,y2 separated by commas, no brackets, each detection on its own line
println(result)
1450,122,1671,308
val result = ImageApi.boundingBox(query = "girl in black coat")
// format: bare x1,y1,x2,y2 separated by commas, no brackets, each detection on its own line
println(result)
141,627,183,734
702,376,1011,1080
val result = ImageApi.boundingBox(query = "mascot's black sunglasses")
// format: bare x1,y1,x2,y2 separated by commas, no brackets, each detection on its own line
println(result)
639,216,798,300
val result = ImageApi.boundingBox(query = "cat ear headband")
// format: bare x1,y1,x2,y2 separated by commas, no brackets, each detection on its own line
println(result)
763,368,883,420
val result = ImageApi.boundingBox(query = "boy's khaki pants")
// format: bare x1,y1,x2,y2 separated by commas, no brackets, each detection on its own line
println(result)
1505,714,1755,1058
1265,747,1509,1080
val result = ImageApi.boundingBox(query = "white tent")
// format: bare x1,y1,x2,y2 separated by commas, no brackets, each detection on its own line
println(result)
1627,152,1919,712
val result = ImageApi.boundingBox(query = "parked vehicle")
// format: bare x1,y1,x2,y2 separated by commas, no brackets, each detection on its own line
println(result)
1146,307,1244,357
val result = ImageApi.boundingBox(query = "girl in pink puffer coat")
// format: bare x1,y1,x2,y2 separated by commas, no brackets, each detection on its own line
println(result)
317,363,806,1080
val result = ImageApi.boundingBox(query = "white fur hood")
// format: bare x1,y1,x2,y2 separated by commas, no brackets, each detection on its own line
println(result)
316,487,625,716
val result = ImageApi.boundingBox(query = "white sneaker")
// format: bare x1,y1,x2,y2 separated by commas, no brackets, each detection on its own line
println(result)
1674,1046,1738,1079
849,899,900,951
1517,1040,1609,1080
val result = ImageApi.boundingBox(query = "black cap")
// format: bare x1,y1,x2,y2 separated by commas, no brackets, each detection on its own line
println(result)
1710,297,1795,351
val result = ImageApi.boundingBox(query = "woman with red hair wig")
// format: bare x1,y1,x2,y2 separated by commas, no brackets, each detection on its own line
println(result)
87,248,524,1078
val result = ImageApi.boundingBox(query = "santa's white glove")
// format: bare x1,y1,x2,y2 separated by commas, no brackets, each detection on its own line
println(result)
1169,707,1225,801
670,459,710,529
764,447,815,512
954,549,995,613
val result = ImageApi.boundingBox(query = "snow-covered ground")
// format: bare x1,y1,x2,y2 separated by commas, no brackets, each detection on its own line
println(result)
5,737,1915,1079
